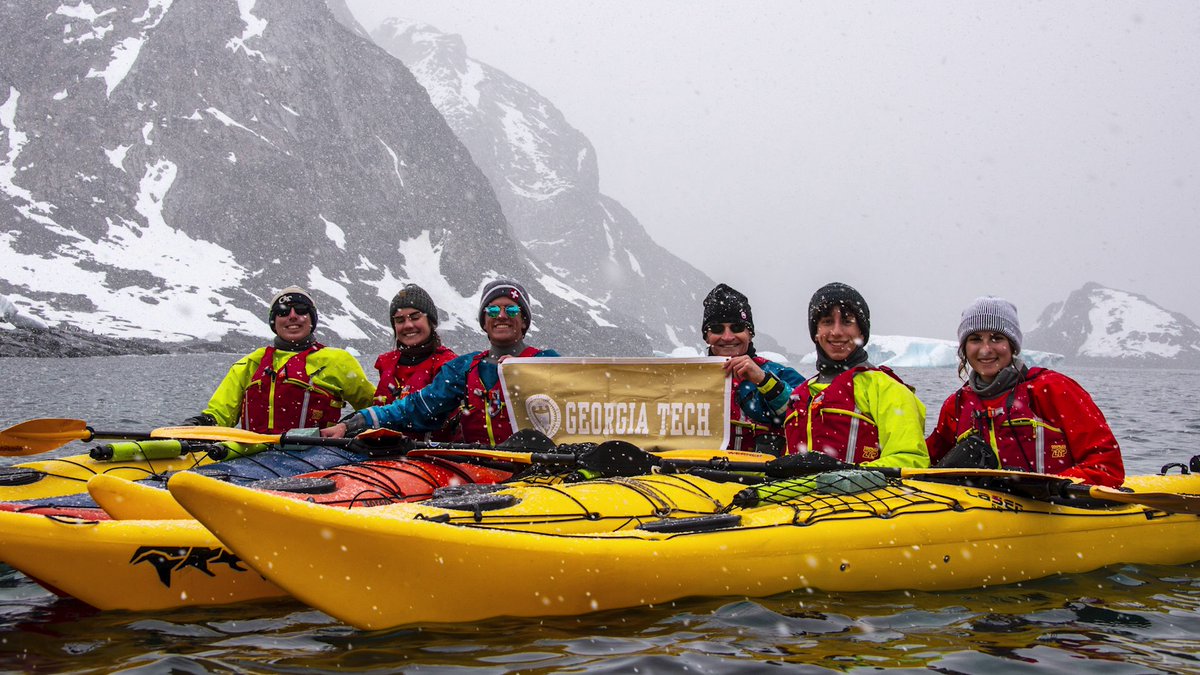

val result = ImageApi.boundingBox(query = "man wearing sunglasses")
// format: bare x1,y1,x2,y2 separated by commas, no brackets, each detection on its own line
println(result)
702,284,803,454
323,279,558,447
183,286,376,434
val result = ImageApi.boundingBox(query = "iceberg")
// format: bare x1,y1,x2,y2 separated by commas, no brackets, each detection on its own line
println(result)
0,294,48,331
797,335,1064,369
647,336,1065,369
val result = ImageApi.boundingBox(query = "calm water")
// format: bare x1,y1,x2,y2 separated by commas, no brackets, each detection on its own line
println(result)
1,355,1199,673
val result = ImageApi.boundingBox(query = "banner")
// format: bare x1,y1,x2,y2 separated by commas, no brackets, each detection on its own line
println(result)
499,357,730,450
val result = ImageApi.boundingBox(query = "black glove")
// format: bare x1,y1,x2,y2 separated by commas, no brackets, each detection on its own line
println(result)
765,452,853,478
181,413,217,427
339,413,368,437
935,433,1000,469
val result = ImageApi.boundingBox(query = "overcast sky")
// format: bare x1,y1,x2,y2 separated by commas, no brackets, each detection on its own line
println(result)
345,1,1199,354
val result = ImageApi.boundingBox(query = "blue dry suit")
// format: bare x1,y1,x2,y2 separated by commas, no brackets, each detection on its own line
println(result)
726,358,805,451
350,349,560,434
736,360,804,425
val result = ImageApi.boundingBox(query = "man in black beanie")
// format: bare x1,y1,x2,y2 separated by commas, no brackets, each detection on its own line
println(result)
182,286,375,433
701,283,802,453
324,278,559,447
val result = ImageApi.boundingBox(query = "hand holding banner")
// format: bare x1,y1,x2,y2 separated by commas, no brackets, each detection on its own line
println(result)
499,357,730,451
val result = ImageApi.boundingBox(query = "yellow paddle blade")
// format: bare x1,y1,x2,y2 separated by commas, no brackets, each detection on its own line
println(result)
149,426,282,445
0,418,91,456
408,448,537,463
1087,485,1200,515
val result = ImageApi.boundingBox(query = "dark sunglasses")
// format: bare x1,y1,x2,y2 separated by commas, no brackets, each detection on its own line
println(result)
272,301,312,318
485,304,523,319
705,321,749,335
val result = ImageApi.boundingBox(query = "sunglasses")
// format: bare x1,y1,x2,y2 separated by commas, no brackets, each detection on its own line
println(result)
485,304,523,319
272,301,312,318
705,321,749,335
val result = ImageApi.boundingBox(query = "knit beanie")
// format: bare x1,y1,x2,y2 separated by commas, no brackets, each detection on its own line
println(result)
808,282,870,342
701,283,755,337
389,284,438,326
268,286,318,333
958,296,1022,354
478,279,532,330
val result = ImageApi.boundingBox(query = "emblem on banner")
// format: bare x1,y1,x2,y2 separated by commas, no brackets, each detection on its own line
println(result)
524,394,562,438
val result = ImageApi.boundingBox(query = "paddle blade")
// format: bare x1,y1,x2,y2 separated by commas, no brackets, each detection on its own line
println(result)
1085,485,1200,515
576,440,659,477
499,429,557,452
149,426,280,445
0,418,91,455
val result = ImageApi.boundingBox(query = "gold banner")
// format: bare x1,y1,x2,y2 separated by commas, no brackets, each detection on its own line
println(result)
499,357,730,450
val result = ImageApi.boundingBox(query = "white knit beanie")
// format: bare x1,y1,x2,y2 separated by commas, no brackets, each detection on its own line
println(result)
957,296,1022,354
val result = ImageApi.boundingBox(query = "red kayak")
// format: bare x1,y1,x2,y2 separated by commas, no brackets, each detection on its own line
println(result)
0,455,513,520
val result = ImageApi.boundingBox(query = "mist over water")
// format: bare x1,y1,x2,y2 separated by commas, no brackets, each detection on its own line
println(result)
2,355,1199,672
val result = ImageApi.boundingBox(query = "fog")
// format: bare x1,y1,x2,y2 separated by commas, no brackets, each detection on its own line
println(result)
346,1,1199,354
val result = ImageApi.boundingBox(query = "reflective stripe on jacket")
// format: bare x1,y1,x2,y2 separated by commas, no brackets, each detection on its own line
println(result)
784,366,929,468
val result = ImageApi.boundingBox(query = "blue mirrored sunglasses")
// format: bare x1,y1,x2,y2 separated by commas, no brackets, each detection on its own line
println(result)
485,304,523,319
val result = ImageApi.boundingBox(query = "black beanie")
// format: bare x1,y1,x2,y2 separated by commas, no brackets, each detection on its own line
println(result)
701,283,755,337
478,279,532,331
808,282,870,342
268,286,318,334
389,284,438,326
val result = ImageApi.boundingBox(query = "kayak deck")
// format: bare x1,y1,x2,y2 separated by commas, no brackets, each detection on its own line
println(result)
167,469,1200,629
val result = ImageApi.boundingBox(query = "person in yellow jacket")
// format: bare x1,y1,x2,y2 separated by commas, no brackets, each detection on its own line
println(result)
182,287,376,433
776,282,929,471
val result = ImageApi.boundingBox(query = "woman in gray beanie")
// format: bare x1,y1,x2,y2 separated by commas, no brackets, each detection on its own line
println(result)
926,296,1125,486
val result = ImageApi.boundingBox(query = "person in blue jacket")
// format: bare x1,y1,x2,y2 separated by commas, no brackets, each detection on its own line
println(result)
702,283,803,453
321,279,558,446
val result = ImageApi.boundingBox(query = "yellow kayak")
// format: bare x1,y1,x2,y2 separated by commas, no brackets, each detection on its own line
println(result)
0,471,731,612
87,447,772,520
0,451,213,502
167,468,1200,630
0,447,767,611
0,509,284,609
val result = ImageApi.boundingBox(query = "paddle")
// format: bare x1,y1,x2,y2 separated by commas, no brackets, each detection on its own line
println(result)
153,425,569,463
404,428,572,464
657,455,1200,516
407,437,773,471
0,418,164,456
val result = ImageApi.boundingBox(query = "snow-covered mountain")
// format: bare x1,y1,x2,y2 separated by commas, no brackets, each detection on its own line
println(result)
1026,282,1200,365
0,0,651,357
369,20,796,360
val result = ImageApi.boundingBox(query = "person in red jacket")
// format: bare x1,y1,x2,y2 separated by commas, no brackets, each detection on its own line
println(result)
926,296,1125,487
371,284,460,441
